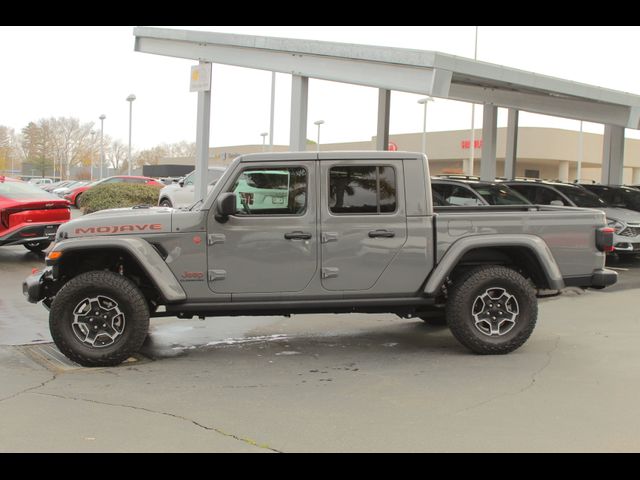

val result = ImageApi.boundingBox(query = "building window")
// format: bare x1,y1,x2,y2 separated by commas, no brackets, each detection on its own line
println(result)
524,169,540,179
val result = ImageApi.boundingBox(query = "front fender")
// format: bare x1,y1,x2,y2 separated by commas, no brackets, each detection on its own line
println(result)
50,236,186,303
424,234,564,295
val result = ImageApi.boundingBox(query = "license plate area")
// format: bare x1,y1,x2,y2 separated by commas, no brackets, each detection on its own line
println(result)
44,225,58,238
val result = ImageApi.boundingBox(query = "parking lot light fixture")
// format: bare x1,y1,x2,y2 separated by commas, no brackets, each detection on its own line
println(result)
417,97,434,154
99,114,106,180
126,94,136,176
314,120,324,152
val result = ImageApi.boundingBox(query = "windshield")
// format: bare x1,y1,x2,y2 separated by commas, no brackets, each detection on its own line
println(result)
470,183,530,205
0,181,60,200
554,185,607,208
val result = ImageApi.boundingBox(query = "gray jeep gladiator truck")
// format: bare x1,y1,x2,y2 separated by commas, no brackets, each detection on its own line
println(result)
23,152,617,367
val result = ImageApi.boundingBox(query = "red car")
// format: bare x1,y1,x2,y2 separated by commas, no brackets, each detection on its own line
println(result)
64,175,163,207
0,176,70,252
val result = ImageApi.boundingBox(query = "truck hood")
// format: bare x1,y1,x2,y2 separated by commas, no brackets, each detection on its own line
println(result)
600,207,640,224
56,206,173,239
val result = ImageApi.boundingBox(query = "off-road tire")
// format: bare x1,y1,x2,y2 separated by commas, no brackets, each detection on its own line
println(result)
446,266,537,355
159,198,173,208
24,240,52,252
49,271,150,367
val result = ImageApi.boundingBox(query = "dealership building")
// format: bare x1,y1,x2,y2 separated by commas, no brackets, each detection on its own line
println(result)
157,126,640,185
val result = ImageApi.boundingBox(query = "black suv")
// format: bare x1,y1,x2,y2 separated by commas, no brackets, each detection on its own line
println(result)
580,184,640,213
431,176,530,206
502,179,640,254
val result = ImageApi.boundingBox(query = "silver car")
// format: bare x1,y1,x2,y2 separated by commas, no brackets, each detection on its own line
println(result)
158,167,226,209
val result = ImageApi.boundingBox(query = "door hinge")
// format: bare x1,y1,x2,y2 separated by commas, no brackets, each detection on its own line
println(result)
208,269,227,281
208,233,226,245
321,267,339,279
321,232,338,244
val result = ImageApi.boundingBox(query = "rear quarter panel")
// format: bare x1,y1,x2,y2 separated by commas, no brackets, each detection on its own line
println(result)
435,206,606,277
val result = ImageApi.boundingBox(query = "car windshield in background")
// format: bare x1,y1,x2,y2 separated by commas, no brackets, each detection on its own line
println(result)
586,185,640,211
207,169,225,184
554,185,607,208
0,181,58,200
470,183,530,205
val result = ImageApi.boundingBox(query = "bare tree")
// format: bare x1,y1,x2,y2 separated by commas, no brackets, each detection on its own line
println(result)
134,145,169,169
0,126,19,173
107,139,128,173
46,117,95,179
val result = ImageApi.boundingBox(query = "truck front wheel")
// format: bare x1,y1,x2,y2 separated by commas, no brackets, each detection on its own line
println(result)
49,271,150,367
446,266,537,355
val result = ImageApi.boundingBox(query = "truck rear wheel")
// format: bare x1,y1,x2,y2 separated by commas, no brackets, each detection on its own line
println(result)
446,266,537,354
49,271,150,367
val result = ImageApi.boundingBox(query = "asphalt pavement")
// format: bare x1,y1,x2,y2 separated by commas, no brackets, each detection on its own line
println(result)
1,232,640,452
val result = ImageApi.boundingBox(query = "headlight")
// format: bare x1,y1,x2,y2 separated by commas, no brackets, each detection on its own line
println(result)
607,219,624,234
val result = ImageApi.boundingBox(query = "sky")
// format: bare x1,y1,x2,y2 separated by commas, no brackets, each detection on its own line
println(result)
2,26,640,151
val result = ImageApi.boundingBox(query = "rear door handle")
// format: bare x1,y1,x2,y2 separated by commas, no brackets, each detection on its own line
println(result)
368,229,395,238
284,231,312,240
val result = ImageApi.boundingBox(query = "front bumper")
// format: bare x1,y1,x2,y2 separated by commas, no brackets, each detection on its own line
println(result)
613,229,640,253
22,268,51,304
564,268,618,289
0,222,62,247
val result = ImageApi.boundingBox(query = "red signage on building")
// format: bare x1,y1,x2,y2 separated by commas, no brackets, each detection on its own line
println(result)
388,141,398,151
461,139,483,149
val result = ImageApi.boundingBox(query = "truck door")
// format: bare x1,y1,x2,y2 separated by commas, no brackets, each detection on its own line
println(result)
319,160,407,291
207,159,317,294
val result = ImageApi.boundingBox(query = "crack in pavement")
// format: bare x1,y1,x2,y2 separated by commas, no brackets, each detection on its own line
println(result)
33,392,282,453
0,374,57,404
454,336,561,416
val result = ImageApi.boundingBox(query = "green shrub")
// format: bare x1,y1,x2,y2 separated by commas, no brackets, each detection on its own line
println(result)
80,183,162,214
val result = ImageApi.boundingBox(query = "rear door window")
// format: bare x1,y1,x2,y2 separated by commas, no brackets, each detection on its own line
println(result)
329,166,396,214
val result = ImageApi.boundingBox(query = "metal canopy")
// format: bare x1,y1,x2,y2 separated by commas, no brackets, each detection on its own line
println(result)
134,26,640,129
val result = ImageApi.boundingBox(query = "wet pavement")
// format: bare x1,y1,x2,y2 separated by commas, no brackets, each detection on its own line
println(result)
2,223,640,451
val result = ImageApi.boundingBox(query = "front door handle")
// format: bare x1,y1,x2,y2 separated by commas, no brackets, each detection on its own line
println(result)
284,231,312,240
368,229,395,238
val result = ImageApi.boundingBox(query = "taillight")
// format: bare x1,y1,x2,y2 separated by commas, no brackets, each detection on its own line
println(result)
596,227,615,252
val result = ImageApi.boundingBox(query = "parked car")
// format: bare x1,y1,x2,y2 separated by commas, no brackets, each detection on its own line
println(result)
0,176,70,252
580,183,640,212
41,181,69,192
28,178,53,187
64,176,163,207
158,167,226,208
431,176,530,206
24,152,616,366
53,181,89,198
504,179,640,255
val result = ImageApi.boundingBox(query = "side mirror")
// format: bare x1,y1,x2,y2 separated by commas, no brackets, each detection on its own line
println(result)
215,192,237,222
179,179,185,187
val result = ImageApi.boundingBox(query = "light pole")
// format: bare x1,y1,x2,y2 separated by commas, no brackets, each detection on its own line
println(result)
126,94,136,176
90,130,96,181
417,97,434,155
99,114,106,180
269,72,276,151
577,120,584,182
260,132,268,152
468,26,479,176
314,120,324,152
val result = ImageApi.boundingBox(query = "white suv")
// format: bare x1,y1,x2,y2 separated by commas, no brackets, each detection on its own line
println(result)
158,167,226,208
28,178,53,186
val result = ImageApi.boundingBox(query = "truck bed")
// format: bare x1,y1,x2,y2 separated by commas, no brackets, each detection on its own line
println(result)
434,204,607,278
